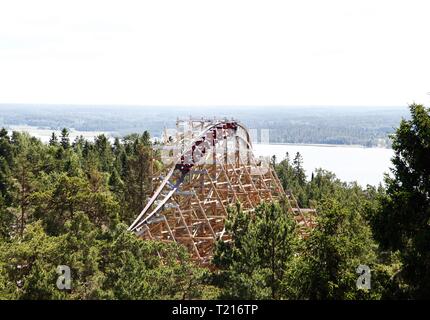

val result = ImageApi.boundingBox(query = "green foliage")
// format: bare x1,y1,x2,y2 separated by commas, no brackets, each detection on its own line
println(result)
213,202,299,299
292,196,380,299
275,152,308,207
32,173,119,235
0,128,206,300
0,200,14,241
211,191,394,300
60,128,70,150
120,132,153,223
0,103,427,300
0,217,205,299
371,104,430,298
0,221,67,299
98,223,206,299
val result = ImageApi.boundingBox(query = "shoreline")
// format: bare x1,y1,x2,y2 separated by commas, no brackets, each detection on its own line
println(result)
4,125,392,150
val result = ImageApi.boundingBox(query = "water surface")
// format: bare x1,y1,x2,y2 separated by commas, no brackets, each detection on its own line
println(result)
254,143,393,186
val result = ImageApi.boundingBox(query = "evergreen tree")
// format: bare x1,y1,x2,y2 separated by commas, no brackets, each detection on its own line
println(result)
293,152,306,186
60,128,70,150
0,221,67,299
371,104,430,298
0,128,13,166
293,195,380,299
94,134,113,172
275,152,308,206
12,147,35,237
213,202,299,299
0,129,14,206
108,168,124,195
0,197,14,241
98,223,206,299
121,134,152,223
49,132,58,147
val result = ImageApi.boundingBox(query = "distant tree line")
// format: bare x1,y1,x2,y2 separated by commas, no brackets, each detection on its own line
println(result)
0,105,408,147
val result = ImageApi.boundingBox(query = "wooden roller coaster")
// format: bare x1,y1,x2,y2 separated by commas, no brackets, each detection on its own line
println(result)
128,118,315,265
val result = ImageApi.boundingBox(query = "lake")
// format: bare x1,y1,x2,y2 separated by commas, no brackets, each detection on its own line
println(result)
8,125,113,144
253,144,394,187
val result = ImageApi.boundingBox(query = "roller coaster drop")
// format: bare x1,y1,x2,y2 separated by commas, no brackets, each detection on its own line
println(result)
128,119,315,265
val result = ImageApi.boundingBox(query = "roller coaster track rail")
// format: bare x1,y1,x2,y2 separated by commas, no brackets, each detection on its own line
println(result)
129,118,316,265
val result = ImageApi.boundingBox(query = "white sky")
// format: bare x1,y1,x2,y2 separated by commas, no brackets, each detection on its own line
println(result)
0,0,429,106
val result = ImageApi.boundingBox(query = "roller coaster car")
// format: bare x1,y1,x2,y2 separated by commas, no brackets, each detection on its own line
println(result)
223,122,238,130
194,138,204,146
175,163,194,174
215,122,237,131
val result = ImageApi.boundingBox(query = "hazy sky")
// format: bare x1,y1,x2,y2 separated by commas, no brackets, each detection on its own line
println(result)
0,0,429,106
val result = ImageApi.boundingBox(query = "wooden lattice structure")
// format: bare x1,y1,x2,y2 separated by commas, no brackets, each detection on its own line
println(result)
128,119,315,265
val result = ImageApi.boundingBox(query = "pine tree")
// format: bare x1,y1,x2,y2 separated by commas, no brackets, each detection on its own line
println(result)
213,202,299,299
12,150,35,237
94,134,113,172
49,132,58,146
293,152,306,186
60,128,70,149
372,104,430,298
0,129,13,205
121,134,152,223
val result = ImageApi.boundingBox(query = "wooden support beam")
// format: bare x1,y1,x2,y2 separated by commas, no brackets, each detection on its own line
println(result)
131,119,316,265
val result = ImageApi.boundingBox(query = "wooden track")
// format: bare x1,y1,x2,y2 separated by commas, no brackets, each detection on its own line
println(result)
129,119,315,265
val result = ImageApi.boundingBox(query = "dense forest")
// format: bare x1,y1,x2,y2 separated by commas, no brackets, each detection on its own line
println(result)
0,105,408,147
0,104,429,299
